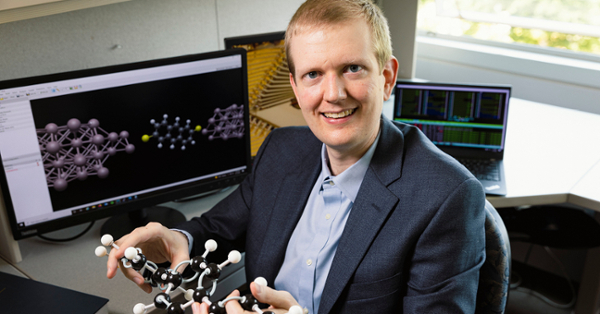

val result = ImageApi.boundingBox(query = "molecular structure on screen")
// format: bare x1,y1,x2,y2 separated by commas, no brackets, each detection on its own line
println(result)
202,104,245,141
142,114,202,150
95,234,303,314
37,118,134,192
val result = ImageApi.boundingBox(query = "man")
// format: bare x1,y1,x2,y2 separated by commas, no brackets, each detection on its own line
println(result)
107,0,486,313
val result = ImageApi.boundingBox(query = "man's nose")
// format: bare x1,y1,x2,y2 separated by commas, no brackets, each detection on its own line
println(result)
323,74,347,103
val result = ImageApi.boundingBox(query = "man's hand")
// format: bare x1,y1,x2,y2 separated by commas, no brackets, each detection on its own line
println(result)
192,280,302,314
106,222,190,293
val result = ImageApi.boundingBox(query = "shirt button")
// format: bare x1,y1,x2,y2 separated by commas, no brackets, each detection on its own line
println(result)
325,214,331,220
306,259,312,266
329,181,335,186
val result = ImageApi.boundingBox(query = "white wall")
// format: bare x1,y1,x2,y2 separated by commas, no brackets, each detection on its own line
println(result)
0,0,304,81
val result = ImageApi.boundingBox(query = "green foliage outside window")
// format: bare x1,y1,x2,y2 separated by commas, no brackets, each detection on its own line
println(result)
418,0,600,55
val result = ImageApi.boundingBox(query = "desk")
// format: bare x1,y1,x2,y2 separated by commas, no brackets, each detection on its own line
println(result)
488,99,600,209
3,187,242,314
2,98,600,314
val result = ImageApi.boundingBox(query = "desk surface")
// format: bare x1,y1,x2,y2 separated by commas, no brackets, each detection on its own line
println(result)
9,187,236,314
488,99,600,209
3,97,600,314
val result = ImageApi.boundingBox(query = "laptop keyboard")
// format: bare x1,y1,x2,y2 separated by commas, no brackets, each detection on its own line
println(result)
458,159,500,181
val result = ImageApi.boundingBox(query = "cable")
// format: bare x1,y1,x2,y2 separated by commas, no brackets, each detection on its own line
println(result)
0,253,34,279
37,220,95,242
510,245,576,309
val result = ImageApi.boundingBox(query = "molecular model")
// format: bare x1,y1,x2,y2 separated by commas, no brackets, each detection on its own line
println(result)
202,104,245,141
37,118,134,192
95,234,303,314
142,114,202,150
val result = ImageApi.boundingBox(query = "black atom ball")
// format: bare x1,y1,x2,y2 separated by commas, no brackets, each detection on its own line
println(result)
166,272,182,288
240,294,259,311
131,253,147,271
154,293,170,309
209,303,226,314
152,268,168,285
167,303,185,314
190,256,207,273
205,263,221,280
192,288,210,302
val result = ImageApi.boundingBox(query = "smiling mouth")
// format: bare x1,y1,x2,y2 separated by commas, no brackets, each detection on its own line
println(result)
322,108,356,119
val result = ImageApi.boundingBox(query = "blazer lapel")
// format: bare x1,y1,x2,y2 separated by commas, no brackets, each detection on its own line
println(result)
318,118,405,313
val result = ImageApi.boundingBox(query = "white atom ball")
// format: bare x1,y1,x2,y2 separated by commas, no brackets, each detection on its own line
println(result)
288,305,303,314
254,277,267,287
205,239,217,252
133,303,146,314
125,247,138,260
185,289,195,301
228,250,242,264
95,246,107,257
101,234,113,246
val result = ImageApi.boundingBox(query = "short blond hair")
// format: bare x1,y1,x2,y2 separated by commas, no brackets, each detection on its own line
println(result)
285,0,392,77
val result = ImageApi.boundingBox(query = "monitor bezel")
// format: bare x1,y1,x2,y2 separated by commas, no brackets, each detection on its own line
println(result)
0,49,251,240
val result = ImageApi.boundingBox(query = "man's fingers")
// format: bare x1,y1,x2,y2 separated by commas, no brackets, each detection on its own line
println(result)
167,233,191,274
106,222,168,278
104,223,190,294
224,290,247,314
169,255,190,275
192,302,209,314
250,282,299,310
117,259,153,293
168,230,191,273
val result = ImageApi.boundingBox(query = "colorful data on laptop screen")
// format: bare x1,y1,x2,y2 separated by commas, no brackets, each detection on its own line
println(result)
393,81,511,153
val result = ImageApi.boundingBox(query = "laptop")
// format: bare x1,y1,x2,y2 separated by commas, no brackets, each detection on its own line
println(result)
393,80,511,196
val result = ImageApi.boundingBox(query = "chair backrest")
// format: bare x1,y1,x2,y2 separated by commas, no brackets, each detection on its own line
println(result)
475,200,511,314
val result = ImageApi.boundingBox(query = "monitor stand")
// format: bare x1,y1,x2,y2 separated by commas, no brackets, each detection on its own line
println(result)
100,206,186,240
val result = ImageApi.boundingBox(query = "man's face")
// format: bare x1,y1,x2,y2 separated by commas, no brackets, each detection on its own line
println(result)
288,19,397,160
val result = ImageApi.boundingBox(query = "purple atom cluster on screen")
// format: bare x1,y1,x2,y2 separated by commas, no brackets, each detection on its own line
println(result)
37,118,134,191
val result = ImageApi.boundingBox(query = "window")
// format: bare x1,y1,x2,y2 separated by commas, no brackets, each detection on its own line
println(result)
418,0,600,55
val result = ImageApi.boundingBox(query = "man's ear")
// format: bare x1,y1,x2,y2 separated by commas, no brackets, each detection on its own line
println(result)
382,57,399,101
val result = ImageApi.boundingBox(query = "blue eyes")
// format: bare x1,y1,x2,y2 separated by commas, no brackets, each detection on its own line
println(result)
348,65,362,73
304,65,362,79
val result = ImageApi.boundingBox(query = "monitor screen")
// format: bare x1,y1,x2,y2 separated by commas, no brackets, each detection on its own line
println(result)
393,80,510,157
0,49,250,240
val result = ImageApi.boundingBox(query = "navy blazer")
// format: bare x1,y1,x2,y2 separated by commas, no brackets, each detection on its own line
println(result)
177,117,486,313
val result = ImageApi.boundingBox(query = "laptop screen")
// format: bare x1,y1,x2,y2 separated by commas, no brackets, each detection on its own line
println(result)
393,80,511,155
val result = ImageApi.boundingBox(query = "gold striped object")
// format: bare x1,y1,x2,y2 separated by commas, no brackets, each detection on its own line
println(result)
249,115,274,157
234,40,298,156
235,41,296,112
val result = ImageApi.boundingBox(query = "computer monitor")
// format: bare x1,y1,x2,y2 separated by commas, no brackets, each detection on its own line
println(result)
393,80,510,159
0,49,250,240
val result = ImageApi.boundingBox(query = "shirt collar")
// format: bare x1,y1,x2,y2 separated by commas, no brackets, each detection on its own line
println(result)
320,131,381,203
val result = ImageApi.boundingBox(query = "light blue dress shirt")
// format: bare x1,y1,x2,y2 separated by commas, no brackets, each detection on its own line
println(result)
274,133,380,314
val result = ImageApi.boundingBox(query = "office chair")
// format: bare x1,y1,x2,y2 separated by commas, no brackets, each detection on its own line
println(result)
476,200,511,314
